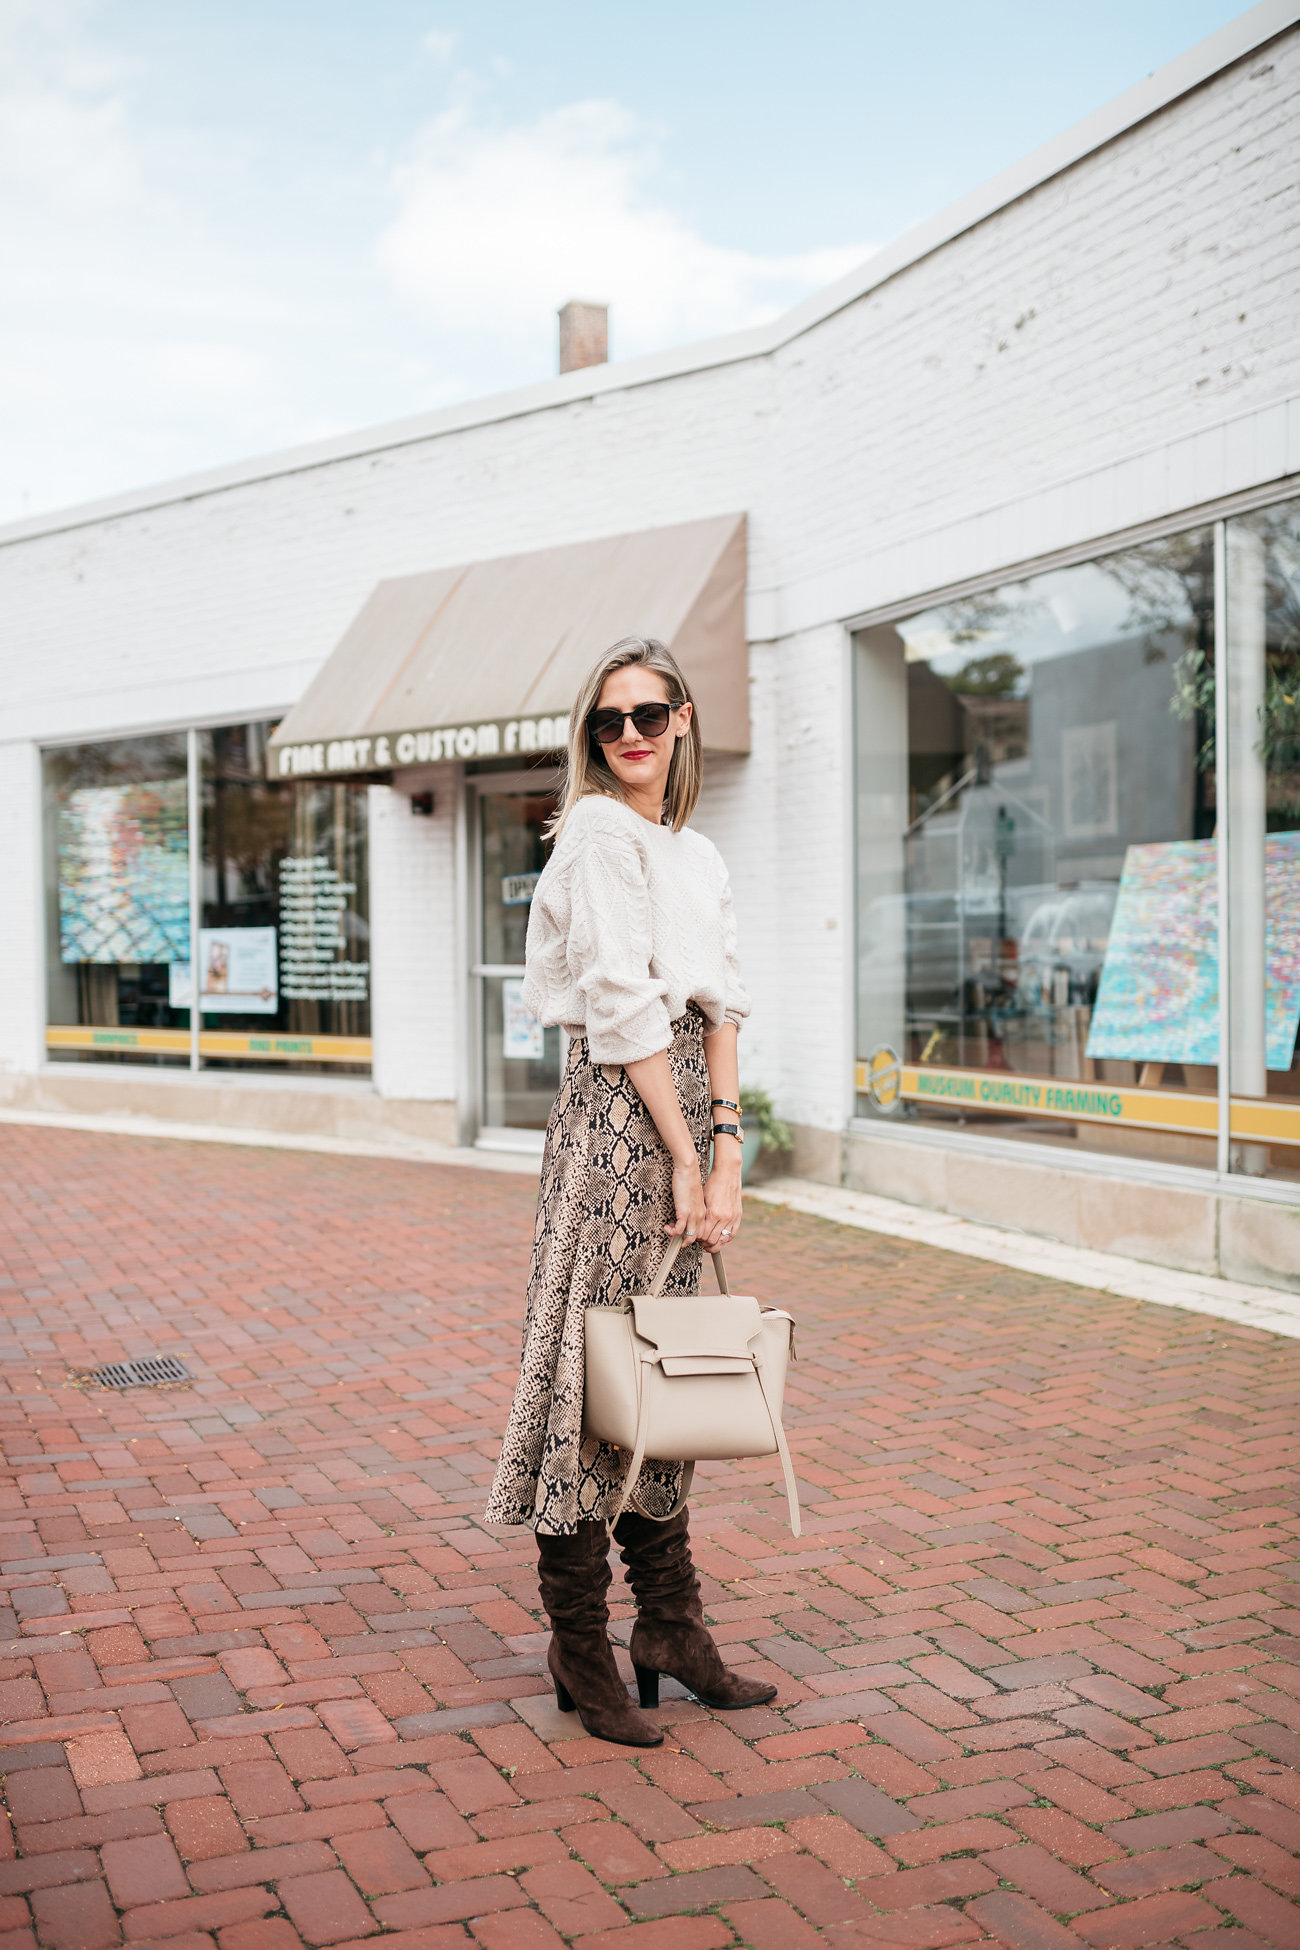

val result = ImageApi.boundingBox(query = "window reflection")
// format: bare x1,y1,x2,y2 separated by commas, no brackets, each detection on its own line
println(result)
857,529,1220,1167
1226,500,1300,1181
200,723,371,1071
43,733,192,1065
43,722,372,1074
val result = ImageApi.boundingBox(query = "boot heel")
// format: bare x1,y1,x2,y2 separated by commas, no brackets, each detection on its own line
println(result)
554,1674,575,1712
634,1663,660,1708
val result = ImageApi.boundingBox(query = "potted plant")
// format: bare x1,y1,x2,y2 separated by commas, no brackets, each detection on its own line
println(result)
738,1086,793,1184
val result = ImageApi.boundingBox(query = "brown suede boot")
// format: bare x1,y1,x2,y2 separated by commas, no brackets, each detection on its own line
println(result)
536,1522,664,1747
615,1507,778,1710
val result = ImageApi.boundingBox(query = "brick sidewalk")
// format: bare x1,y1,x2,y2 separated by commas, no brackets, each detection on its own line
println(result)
1,1125,1298,1950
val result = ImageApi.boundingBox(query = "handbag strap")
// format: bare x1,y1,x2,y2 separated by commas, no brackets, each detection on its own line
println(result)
649,1235,731,1297
609,1345,800,1534
754,1353,802,1537
620,1232,791,1531
648,1237,681,1296
608,1351,694,1525
608,1360,653,1525
609,1322,801,1537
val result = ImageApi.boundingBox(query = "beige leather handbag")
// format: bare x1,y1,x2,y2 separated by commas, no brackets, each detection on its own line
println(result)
584,1237,800,1535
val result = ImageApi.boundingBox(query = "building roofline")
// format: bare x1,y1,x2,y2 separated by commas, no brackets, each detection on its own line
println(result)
2,0,1294,551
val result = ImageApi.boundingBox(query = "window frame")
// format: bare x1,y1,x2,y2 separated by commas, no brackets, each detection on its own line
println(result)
40,714,374,1077
849,475,1300,1206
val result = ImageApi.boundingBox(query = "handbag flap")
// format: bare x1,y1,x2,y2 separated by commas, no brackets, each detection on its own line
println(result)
659,1354,755,1377
630,1293,762,1360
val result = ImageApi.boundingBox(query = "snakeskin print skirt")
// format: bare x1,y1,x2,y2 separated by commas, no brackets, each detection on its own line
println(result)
484,1009,710,1535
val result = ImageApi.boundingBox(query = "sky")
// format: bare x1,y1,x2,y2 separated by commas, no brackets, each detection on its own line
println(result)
1,0,1254,524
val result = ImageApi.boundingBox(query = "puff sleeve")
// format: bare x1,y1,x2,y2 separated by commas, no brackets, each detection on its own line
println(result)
560,812,674,1065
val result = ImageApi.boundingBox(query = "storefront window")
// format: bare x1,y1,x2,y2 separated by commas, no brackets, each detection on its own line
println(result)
856,527,1221,1168
195,723,370,1073
1224,499,1300,1182
43,721,371,1074
44,733,192,1063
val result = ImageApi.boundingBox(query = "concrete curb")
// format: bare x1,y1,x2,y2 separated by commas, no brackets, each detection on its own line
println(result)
0,1105,542,1176
747,1174,1300,1339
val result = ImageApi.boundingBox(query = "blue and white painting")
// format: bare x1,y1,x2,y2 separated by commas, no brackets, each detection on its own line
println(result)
1087,833,1300,1071
58,781,190,965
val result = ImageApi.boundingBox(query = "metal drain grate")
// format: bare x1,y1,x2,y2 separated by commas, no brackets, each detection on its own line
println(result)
91,1355,193,1389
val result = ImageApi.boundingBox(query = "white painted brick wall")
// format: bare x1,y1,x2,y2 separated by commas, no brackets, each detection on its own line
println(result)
0,740,43,1074
368,781,459,1102
1,28,1296,1137
692,643,782,1098
0,359,770,752
758,33,1300,618
771,626,854,1132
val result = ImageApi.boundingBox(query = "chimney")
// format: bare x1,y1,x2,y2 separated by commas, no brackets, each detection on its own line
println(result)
558,300,608,374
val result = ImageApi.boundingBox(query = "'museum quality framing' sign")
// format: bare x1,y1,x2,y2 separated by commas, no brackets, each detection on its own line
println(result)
855,1058,1300,1147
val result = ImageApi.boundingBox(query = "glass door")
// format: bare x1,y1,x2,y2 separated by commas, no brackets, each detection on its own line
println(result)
471,781,562,1146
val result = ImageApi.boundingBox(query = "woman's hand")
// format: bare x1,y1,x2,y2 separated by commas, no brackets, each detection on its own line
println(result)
666,1157,709,1243
700,1020,743,1255
700,1146,743,1253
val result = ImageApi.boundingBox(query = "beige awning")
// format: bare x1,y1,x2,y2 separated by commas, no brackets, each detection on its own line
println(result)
267,513,747,780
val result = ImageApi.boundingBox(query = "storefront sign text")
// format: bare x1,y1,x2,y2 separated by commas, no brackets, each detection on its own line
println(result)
912,1070,1124,1118
853,1058,1300,1145
274,714,570,778
280,857,369,1002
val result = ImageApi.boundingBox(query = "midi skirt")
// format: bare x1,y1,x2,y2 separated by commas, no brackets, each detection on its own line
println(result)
485,1009,710,1535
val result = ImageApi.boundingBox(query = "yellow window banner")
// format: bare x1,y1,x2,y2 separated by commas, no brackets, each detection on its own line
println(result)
854,1057,1300,1147
46,1026,371,1064
46,1025,190,1055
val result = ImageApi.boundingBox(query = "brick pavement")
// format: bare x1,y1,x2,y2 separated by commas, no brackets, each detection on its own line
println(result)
1,1122,1298,1950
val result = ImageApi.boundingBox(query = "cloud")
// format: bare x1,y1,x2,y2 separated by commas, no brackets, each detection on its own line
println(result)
376,98,870,359
0,5,307,514
152,342,265,396
0,1,138,216
0,14,869,519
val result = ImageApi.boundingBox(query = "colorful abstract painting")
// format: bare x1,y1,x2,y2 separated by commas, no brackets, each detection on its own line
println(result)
1271,832,1300,1065
58,781,190,964
1087,833,1300,1070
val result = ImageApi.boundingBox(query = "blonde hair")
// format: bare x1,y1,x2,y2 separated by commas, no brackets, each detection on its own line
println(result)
549,637,702,837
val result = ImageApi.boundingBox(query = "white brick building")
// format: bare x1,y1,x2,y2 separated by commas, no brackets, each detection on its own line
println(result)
3,5,1299,1287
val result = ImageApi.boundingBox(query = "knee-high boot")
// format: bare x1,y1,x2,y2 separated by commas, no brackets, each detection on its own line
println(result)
536,1522,664,1747
614,1507,778,1710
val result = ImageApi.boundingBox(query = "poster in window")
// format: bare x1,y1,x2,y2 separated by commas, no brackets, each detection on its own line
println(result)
169,928,279,1013
502,978,545,1060
57,781,190,964
1086,834,1300,1069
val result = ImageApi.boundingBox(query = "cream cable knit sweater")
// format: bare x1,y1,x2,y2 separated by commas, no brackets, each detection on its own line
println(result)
522,794,751,1066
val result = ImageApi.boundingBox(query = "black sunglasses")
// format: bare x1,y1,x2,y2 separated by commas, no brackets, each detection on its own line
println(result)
587,700,682,746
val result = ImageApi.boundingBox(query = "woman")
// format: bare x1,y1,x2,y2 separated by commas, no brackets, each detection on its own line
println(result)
485,636,777,1746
